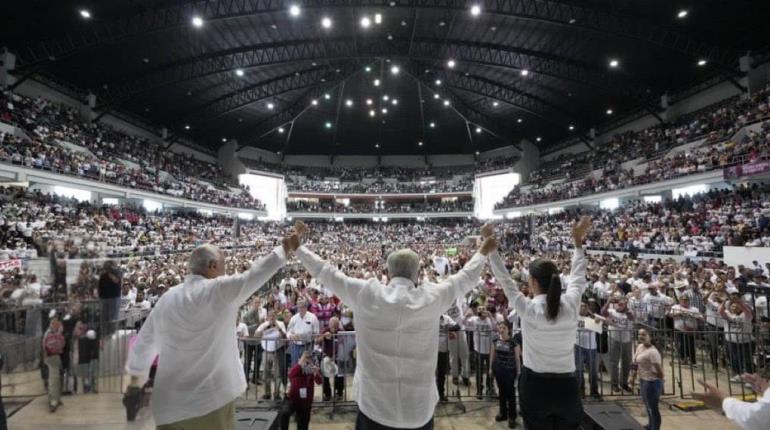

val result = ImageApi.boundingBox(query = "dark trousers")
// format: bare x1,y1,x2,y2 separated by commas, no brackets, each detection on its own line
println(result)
640,379,663,430
243,344,263,383
322,375,344,399
493,363,517,420
436,351,449,398
675,331,696,365
705,325,723,368
280,401,311,430
519,367,582,430
728,341,755,375
475,353,491,395
355,412,433,430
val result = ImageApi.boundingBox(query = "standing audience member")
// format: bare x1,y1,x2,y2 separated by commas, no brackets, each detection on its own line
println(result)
436,314,459,402
669,295,703,367
281,351,322,430
720,300,755,381
43,317,65,412
466,307,495,399
602,297,635,393
287,300,320,367
575,302,601,399
490,322,521,428
256,310,287,401
320,317,345,402
98,261,122,335
629,328,664,430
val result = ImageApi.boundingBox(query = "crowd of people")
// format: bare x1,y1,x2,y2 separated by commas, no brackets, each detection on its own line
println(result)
286,177,474,194
0,90,264,210
286,198,474,213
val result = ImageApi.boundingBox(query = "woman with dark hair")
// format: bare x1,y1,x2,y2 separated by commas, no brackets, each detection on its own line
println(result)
485,216,592,430
629,328,664,430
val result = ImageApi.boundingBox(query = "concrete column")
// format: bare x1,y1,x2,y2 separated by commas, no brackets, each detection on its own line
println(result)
660,94,670,122
512,139,540,184
217,139,247,178
80,93,96,122
0,52,16,88
741,54,769,96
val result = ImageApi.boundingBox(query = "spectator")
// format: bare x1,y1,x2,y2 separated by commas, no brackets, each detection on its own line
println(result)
629,328,664,430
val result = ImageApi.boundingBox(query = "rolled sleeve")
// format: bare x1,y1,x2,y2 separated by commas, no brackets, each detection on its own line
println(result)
217,246,287,305
722,392,770,430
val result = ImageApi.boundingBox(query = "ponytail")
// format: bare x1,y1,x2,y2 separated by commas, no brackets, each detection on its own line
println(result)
546,274,562,321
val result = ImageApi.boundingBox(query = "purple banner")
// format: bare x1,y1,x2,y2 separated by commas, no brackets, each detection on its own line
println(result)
723,160,770,180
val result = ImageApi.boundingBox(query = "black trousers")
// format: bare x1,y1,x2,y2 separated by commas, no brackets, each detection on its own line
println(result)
355,412,434,430
280,401,311,430
436,351,449,398
475,353,491,395
323,375,344,399
243,344,263,383
519,367,582,430
493,363,517,420
676,331,696,365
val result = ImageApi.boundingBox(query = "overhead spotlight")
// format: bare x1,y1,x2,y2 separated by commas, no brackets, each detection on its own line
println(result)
433,93,440,99
191,16,204,27
447,59,456,68
677,9,688,19
381,108,388,114
325,122,332,129
475,127,482,134
369,110,376,117
383,95,389,101
374,13,382,24
536,137,542,142
569,125,575,131
443,99,450,107
387,34,393,41
391,99,398,105
475,150,480,155
324,93,331,100
361,16,371,28
184,125,190,130
366,99,373,105
267,102,275,110
435,79,442,85
289,5,301,17
520,69,529,76
311,99,318,106
697,59,707,66
278,127,285,133
492,101,499,107
365,66,372,72
606,108,613,115
517,118,523,123
321,17,332,28
374,79,381,86
221,137,227,142
235,69,245,77
609,59,619,68
345,99,353,107
429,122,436,128
390,65,400,75
418,141,423,146
470,5,481,16
79,9,91,19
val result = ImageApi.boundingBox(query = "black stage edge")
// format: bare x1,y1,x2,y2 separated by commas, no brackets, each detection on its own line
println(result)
582,403,645,430
236,408,280,430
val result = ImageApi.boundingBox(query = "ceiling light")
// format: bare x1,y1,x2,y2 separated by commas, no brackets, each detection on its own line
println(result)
390,65,400,75
475,150,480,155
289,5,301,17
374,79,381,86
517,118,523,123
520,69,529,76
184,125,190,130
433,93,440,99
391,99,398,105
387,34,393,40
278,127,285,133
609,59,619,68
365,66,371,72
321,17,332,28
697,59,707,66
235,69,245,77
374,13,382,24
439,21,446,27
606,109,613,115
677,9,688,19
381,108,388,114
569,125,575,130
492,101,499,107
470,5,481,16
80,9,91,19
401,20,407,26
536,137,542,142
366,99,373,105
324,93,331,100
143,58,150,63
375,144,380,148
221,137,227,142
191,16,204,27
568,18,576,24
267,102,275,110
361,17,371,28
325,122,332,129
311,99,318,106
475,127,482,134
447,59,456,68
443,99,450,107
418,141,423,146
369,110,376,117
429,122,436,128
435,79,442,85
383,95,389,101
345,99,353,107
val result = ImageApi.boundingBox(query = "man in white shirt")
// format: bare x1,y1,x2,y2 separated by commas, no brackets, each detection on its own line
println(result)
288,221,494,430
125,241,289,430
465,308,495,399
601,297,635,393
255,310,287,400
669,295,703,366
286,299,320,366
445,297,471,386
694,374,770,430
642,284,673,329
129,290,152,311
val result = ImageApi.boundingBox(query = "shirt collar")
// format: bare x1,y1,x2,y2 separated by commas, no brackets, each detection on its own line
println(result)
388,276,416,288
531,293,547,304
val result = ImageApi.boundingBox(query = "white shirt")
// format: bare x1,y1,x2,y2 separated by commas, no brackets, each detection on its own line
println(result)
125,247,286,426
255,320,287,352
295,245,485,428
287,311,320,344
670,304,701,331
723,387,770,430
605,308,633,343
643,293,673,319
489,248,588,374
466,315,494,354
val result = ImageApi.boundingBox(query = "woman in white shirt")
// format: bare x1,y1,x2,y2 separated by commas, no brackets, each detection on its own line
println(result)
487,216,591,430
719,300,755,381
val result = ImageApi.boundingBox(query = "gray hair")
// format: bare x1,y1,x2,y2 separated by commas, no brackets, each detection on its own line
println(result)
188,244,221,275
387,249,420,284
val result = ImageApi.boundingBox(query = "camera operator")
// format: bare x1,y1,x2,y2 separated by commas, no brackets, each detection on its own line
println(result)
282,351,322,430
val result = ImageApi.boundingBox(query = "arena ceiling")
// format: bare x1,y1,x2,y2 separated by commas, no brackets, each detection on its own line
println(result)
2,0,769,156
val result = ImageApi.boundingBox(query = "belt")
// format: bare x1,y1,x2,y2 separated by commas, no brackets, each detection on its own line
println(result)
522,366,574,379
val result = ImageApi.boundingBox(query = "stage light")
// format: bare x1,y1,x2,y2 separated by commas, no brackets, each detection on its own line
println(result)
433,93,440,99
697,59,707,66
369,110,376,117
447,59,456,68
345,99,353,107
536,137,542,142
325,122,332,129
606,109,613,115
374,79,381,87
391,99,398,105
374,13,382,24
365,66,372,72
677,9,688,19
375,143,380,148
321,17,332,28
361,17,371,28
324,93,331,100
383,95,389,101
475,127,482,134
517,118,523,123
278,127,285,133
221,137,227,142
381,108,388,114
520,69,529,76
418,141,423,146
609,59,619,68
192,16,204,27
470,5,481,16
80,9,91,19
435,79,442,85
366,99,373,105
429,122,436,128
184,125,190,130
311,99,318,106
267,102,274,110
569,125,575,131
235,69,245,77
492,101,499,107
289,5,301,17
443,99,450,107
390,65,400,75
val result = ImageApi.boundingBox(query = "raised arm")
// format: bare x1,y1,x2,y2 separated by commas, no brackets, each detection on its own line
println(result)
434,234,497,311
563,217,592,306
216,246,288,305
126,301,160,383
295,245,368,307
489,251,526,315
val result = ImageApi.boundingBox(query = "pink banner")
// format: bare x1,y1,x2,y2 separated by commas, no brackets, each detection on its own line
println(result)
0,259,22,272
723,160,770,179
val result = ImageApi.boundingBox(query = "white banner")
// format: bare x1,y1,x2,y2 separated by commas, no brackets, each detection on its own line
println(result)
723,246,770,271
